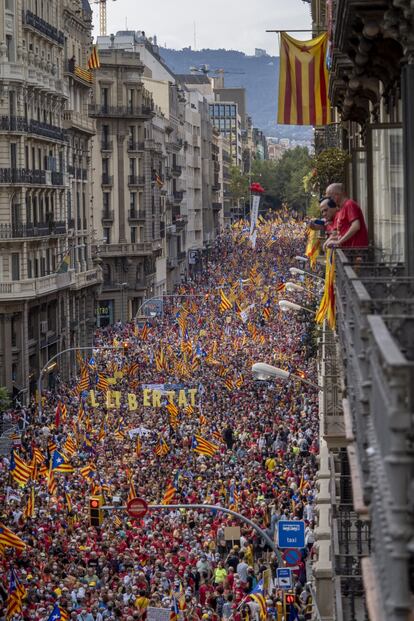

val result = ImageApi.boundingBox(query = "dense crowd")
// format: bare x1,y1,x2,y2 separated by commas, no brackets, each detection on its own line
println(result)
0,214,320,620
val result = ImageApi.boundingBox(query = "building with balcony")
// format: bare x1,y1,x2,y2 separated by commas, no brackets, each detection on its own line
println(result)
89,46,160,324
309,1,414,620
0,0,101,400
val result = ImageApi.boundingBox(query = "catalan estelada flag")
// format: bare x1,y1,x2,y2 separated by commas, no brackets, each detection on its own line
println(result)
87,45,100,70
192,434,219,458
0,523,26,551
315,248,336,329
277,32,331,126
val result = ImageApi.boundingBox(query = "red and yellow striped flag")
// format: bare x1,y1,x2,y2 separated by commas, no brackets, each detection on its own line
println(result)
316,248,336,329
277,32,331,126
161,483,176,505
88,45,100,70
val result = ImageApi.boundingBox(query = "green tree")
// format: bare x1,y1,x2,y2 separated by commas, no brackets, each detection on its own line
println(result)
0,387,11,414
310,147,350,195
229,165,249,205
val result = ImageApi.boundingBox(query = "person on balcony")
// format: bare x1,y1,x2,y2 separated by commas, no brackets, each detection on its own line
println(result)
308,197,338,237
324,183,368,248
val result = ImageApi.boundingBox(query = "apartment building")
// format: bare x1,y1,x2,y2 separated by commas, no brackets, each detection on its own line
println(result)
89,47,160,324
0,0,101,399
308,1,414,620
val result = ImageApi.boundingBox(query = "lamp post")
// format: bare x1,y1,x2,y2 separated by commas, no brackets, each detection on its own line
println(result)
135,293,206,320
289,267,324,281
37,346,118,416
252,362,321,390
279,299,314,314
116,282,128,324
285,282,321,297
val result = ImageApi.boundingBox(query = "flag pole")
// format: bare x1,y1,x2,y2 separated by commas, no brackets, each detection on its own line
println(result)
266,29,325,33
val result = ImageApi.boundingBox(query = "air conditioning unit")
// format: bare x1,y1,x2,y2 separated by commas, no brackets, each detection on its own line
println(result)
40,320,48,334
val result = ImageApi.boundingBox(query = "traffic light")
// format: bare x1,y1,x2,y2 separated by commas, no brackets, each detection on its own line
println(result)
89,495,103,527
284,592,296,618
123,341,129,355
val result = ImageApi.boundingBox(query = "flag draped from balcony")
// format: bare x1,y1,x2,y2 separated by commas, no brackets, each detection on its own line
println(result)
315,248,336,329
88,45,101,70
277,32,331,126
305,228,321,269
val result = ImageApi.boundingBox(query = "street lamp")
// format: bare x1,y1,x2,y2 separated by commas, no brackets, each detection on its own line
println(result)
285,282,321,297
289,267,324,281
279,299,314,313
252,362,321,390
116,282,128,324
37,346,119,415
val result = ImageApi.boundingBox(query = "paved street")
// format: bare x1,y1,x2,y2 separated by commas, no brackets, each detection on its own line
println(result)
0,215,320,620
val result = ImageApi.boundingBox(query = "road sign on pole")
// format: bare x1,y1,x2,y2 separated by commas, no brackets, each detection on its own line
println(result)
127,497,148,518
282,549,302,567
277,568,292,589
277,520,305,549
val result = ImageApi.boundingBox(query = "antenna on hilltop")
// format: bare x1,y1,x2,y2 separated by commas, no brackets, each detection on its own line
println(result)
194,21,197,51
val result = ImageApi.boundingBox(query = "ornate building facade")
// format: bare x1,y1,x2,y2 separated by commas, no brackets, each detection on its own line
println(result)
0,0,101,399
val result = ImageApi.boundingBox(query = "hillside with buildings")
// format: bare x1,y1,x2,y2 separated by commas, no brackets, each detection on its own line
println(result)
160,47,312,141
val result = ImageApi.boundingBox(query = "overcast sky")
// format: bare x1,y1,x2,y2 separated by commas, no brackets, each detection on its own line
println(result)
94,0,312,55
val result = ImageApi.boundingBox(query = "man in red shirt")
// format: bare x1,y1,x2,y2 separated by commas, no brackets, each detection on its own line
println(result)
324,183,368,248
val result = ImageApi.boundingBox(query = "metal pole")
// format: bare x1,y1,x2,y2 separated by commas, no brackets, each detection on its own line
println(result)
102,502,283,563
134,294,207,319
37,346,118,416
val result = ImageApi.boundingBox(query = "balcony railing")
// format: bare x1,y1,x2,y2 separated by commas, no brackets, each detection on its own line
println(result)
127,140,145,151
29,119,66,141
173,190,184,202
0,116,28,132
101,139,113,151
212,202,222,211
314,123,343,154
128,209,144,220
171,165,182,176
0,116,66,141
0,221,66,239
0,168,47,185
23,10,64,45
101,210,114,222
89,104,154,118
128,175,145,186
335,247,414,621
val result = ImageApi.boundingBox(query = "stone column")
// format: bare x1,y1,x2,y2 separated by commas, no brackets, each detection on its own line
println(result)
117,132,127,243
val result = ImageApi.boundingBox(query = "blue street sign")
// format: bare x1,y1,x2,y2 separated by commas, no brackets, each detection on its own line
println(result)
277,568,292,589
277,520,305,549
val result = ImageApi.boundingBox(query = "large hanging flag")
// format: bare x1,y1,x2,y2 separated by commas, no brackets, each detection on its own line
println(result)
315,248,336,329
277,32,331,126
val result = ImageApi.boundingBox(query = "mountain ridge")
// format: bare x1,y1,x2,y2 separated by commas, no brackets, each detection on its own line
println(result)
159,47,312,141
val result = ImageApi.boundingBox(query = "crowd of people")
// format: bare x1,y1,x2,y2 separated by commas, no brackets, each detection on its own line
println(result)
0,213,321,620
